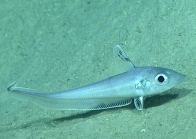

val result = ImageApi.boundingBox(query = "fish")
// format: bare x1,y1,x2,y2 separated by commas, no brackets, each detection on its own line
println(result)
7,45,185,111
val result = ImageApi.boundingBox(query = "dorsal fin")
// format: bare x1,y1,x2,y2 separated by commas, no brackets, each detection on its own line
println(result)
113,45,135,71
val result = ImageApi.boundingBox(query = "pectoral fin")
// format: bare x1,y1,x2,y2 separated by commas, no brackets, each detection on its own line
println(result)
134,96,144,110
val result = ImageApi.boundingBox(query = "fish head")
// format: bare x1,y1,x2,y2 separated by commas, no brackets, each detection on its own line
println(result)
142,67,185,96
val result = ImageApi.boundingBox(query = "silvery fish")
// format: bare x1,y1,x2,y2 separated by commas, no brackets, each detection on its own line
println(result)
7,45,185,111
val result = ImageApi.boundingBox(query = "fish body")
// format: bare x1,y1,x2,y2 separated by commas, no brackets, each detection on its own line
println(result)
7,45,185,110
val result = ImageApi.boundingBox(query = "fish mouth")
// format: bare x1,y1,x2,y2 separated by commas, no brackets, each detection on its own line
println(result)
178,74,186,83
172,73,186,87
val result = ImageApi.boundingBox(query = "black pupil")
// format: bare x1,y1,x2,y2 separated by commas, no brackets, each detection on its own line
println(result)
158,75,165,83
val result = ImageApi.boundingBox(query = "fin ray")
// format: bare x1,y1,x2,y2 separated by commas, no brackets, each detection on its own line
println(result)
113,45,135,71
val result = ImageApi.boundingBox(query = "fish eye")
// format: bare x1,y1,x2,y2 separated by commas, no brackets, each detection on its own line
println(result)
155,74,168,85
